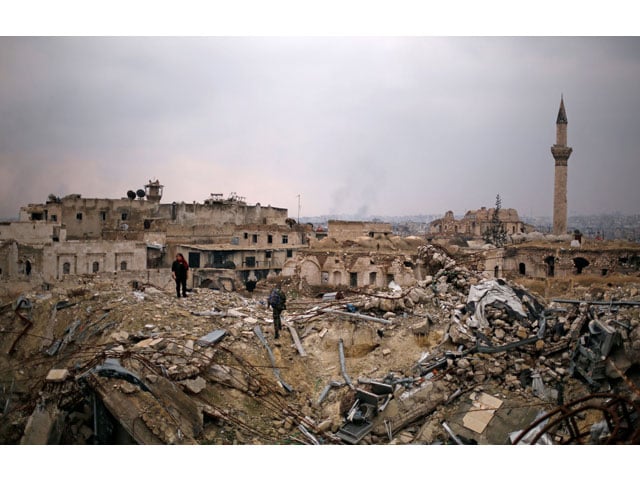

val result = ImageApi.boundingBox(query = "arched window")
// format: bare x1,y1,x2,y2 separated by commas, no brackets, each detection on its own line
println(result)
544,256,555,277
573,257,590,275
120,261,127,271
92,261,100,273
519,263,526,275
63,262,71,274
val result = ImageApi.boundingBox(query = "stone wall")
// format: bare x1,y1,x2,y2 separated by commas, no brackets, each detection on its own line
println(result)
283,251,419,288
502,246,640,279
18,193,289,242
429,207,530,239
0,222,63,243
327,220,393,242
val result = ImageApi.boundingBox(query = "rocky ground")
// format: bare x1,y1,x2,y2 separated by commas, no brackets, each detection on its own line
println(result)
1,246,639,446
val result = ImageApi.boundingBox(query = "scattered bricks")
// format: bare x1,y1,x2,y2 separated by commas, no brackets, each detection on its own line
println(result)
382,348,391,356
181,376,207,394
516,326,528,339
457,358,471,369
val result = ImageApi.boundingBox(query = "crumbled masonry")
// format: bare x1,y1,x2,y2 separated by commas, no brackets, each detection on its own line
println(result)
1,245,639,445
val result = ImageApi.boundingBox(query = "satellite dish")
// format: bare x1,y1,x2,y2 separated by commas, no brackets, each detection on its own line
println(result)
136,189,146,198
127,190,136,200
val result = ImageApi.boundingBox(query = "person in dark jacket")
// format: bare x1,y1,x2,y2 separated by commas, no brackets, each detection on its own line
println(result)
171,253,189,298
268,284,286,339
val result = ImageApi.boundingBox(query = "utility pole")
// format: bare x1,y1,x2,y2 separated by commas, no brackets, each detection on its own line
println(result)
297,194,301,223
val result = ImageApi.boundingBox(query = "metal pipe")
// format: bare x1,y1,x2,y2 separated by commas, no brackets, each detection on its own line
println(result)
442,421,464,445
3,379,14,415
551,298,640,307
338,339,355,390
298,424,320,445
321,308,392,325
253,325,293,393
317,380,345,405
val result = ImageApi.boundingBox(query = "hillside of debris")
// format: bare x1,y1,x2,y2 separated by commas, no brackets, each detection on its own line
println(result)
1,246,639,445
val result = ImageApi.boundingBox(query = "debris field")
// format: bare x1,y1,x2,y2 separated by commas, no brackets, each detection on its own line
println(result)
1,246,639,445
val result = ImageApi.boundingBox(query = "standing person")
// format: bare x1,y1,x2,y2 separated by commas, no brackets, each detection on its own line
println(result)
268,283,286,339
171,253,189,298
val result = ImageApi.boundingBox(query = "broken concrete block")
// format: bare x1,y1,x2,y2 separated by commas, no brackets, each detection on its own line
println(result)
132,338,155,350
317,419,332,432
197,329,227,347
111,331,130,343
120,382,138,394
184,339,194,356
46,369,69,382
181,376,207,394
462,392,503,434
226,308,245,318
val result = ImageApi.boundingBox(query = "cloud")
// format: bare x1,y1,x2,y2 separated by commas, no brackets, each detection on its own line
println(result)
1,37,639,220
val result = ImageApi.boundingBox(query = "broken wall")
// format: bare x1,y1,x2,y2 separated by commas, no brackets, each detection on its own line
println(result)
0,221,61,243
283,251,419,289
41,240,148,280
503,246,640,279
429,207,531,239
327,220,392,242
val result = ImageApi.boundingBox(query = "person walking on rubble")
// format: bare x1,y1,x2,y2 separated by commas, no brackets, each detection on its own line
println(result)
171,253,189,298
268,283,287,339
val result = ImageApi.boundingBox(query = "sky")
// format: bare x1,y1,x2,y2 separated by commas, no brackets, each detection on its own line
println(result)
1,5,640,222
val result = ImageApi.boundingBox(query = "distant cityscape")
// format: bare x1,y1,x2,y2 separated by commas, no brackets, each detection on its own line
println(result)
301,213,640,242
3,211,638,242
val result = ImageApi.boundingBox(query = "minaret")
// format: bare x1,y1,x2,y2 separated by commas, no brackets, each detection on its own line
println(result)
551,96,572,235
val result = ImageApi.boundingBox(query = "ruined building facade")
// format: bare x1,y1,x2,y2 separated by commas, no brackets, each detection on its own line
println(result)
0,180,310,292
551,96,573,235
428,207,531,239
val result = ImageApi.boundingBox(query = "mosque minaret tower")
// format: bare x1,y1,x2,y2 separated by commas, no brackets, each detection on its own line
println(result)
551,95,573,235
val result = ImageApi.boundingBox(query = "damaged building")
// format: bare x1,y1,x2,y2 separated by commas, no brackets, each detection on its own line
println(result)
0,180,310,297
1,236,639,446
428,207,534,240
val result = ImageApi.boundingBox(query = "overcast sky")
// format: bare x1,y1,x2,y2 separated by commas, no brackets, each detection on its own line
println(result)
1,35,639,220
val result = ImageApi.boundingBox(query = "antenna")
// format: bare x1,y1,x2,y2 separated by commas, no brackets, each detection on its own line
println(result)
136,189,146,199
297,194,301,223
126,190,136,200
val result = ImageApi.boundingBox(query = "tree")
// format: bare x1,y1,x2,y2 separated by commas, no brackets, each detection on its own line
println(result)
482,194,508,247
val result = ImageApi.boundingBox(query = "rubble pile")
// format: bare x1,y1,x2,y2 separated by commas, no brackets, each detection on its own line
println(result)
1,246,639,446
